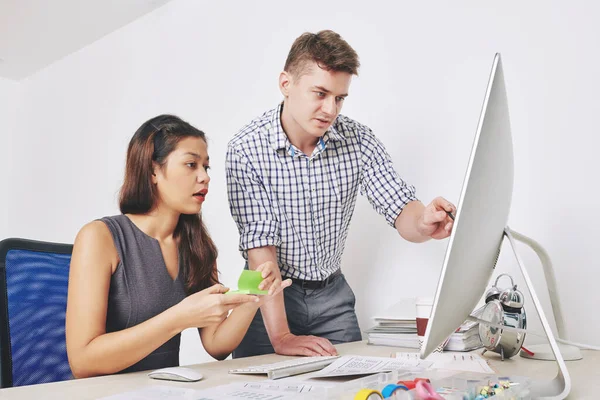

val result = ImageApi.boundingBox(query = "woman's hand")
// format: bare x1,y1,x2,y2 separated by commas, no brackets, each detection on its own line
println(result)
256,261,292,297
176,284,259,329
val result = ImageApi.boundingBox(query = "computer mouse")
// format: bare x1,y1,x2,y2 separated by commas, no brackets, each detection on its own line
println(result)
147,366,203,382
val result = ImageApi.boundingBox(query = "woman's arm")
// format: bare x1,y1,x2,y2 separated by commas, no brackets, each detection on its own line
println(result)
199,302,261,360
199,261,292,360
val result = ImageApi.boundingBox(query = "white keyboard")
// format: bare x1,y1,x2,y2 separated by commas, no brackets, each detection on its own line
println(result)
229,355,340,380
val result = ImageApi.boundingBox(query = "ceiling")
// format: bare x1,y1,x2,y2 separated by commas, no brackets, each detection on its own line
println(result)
0,0,173,81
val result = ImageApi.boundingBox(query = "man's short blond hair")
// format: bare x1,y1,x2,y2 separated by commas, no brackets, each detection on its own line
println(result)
284,30,360,78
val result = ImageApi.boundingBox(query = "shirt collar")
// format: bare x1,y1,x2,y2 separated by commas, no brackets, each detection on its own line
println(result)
270,103,289,152
269,102,346,155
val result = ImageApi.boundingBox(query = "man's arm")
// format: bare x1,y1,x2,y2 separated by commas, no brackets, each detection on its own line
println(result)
247,246,337,356
357,127,454,240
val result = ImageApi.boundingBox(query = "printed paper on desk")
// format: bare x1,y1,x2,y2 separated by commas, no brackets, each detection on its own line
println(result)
99,382,327,400
394,352,495,374
239,380,335,393
98,386,200,400
188,382,328,399
312,355,433,378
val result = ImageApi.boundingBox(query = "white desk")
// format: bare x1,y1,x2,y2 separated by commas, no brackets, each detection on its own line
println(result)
2,342,597,399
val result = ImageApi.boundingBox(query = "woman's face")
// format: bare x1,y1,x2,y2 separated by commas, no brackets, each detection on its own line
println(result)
153,137,210,215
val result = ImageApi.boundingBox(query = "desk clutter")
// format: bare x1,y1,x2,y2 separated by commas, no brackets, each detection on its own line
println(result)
101,369,532,399
337,370,531,400
101,353,529,400
366,298,483,352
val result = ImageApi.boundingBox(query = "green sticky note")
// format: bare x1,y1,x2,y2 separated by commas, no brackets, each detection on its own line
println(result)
226,270,269,295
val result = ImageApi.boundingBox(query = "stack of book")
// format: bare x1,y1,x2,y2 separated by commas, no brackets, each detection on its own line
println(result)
366,298,419,348
444,305,484,351
444,319,482,351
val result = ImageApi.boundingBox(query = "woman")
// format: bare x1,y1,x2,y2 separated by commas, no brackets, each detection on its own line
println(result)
65,115,290,378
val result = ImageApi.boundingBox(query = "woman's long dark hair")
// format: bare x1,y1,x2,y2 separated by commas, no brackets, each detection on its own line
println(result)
119,115,218,294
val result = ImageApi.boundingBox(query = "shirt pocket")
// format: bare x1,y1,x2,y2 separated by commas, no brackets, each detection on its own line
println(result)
325,142,361,208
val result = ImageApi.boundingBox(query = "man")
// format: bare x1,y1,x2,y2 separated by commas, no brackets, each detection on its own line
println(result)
226,30,455,358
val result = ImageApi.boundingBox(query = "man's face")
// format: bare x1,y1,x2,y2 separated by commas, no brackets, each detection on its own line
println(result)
280,61,352,139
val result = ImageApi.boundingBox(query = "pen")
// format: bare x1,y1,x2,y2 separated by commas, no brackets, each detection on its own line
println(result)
446,211,455,221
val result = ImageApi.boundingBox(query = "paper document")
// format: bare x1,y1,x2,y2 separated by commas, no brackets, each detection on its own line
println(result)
312,355,432,378
99,386,200,400
239,381,334,393
393,352,495,374
189,381,334,399
98,381,333,400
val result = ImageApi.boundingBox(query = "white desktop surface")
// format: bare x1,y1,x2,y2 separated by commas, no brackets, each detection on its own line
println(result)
1,341,597,399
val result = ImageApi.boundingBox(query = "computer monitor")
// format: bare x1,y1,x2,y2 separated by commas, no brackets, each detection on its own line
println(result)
421,53,513,358
421,53,572,399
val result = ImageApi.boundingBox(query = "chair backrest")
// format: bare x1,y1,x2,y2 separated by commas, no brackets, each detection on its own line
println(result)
0,238,74,388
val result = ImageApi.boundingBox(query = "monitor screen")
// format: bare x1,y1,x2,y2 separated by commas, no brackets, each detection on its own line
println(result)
421,53,514,357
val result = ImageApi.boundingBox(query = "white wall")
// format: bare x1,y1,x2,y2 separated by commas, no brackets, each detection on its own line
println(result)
0,77,20,240
9,0,600,364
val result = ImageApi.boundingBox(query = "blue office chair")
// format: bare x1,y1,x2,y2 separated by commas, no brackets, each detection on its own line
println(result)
0,238,74,387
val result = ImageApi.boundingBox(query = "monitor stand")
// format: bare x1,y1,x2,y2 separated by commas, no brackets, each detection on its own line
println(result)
502,227,572,399
509,229,583,362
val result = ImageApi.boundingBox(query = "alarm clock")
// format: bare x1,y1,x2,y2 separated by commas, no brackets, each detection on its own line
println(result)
479,274,527,361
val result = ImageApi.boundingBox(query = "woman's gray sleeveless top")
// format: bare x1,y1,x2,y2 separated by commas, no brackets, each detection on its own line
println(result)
100,215,187,373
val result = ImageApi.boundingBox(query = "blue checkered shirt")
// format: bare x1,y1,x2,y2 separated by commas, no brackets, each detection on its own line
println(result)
226,103,418,280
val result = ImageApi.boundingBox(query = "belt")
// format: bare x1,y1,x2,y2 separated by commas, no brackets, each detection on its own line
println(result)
284,269,342,290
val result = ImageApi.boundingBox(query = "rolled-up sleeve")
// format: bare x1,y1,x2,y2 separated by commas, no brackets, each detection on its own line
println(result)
226,146,282,253
359,129,418,227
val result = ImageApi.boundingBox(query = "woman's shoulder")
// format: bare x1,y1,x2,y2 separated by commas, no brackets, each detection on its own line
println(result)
72,218,121,271
74,215,129,251
96,214,128,225
75,219,115,248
